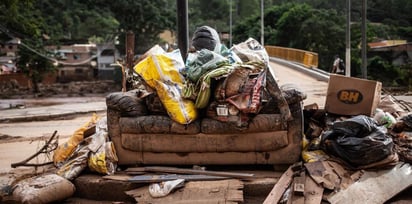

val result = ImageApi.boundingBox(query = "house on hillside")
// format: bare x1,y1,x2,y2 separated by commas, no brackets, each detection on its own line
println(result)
46,43,121,82
46,44,97,82
95,44,121,81
0,38,19,74
368,40,412,66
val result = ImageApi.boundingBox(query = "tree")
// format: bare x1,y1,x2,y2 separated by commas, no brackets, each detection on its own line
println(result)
34,0,120,44
297,8,345,70
101,0,175,54
0,0,56,93
17,44,56,93
233,3,346,71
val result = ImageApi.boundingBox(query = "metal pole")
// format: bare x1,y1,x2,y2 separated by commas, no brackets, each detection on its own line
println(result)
124,31,135,92
361,0,367,78
345,0,351,77
229,0,232,47
177,0,189,61
260,0,264,46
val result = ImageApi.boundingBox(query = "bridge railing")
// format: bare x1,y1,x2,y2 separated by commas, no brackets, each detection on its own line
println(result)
265,45,318,68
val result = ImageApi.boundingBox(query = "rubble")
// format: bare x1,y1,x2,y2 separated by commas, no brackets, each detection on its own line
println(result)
2,26,412,203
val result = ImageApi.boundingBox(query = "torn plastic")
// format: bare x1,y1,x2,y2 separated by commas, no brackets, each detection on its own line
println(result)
374,108,396,128
301,133,329,163
148,179,185,198
57,117,118,180
321,115,394,167
53,113,99,167
231,38,269,64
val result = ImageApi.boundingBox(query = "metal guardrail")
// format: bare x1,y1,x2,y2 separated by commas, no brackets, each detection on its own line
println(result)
269,57,329,82
265,45,318,68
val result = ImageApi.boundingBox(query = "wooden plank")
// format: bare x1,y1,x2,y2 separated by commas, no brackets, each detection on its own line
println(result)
125,179,244,204
102,174,132,181
263,166,294,204
126,166,255,179
305,161,361,191
291,172,305,204
327,163,412,204
128,174,228,183
304,175,324,204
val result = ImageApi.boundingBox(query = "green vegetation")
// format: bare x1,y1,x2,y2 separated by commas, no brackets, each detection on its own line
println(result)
0,0,411,88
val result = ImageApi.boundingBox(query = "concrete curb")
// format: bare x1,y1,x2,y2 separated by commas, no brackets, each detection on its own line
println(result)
0,102,107,123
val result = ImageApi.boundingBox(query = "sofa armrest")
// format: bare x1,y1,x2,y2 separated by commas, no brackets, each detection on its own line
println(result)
287,101,304,145
107,108,121,139
106,90,152,139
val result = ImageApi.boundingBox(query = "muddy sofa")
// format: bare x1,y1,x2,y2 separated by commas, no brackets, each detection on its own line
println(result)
106,84,305,166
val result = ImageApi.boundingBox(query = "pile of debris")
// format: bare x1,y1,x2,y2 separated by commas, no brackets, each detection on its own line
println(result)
2,25,412,203
267,80,412,203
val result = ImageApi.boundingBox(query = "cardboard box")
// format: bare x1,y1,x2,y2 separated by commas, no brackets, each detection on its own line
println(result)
325,74,382,116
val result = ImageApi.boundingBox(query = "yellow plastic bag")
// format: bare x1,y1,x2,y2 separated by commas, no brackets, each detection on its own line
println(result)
134,46,197,124
301,133,329,163
154,80,197,124
53,113,99,166
88,141,118,175
134,48,185,88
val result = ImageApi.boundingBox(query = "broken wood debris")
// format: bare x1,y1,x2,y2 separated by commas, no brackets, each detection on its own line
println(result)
125,179,244,204
11,130,58,168
128,174,228,183
125,166,255,179
263,160,412,204
327,162,412,204
263,166,294,204
304,160,362,191
264,161,361,204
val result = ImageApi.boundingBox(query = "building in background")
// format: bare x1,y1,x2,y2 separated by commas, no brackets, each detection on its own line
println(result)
368,40,411,66
0,38,19,74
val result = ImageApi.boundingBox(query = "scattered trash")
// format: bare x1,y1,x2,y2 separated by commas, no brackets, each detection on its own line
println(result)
56,116,117,180
327,162,412,204
53,113,100,167
148,179,185,198
126,179,243,203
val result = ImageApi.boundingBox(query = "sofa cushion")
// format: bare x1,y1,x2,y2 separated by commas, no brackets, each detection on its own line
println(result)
201,114,284,134
121,131,288,153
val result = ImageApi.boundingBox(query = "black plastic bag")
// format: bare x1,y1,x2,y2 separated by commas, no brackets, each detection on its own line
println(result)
321,115,394,166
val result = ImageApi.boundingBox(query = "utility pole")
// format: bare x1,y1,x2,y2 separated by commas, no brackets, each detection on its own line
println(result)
345,0,351,77
177,0,189,61
229,0,232,47
361,0,367,78
260,0,264,46
125,31,135,72
124,31,135,92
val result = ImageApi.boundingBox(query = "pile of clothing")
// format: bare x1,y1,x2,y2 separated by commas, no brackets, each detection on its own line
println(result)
132,25,296,128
